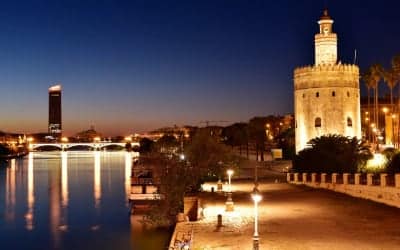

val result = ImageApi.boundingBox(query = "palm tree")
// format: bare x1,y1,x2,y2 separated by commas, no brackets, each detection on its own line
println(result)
383,68,398,145
362,70,373,142
392,55,400,147
370,64,384,131
363,64,383,146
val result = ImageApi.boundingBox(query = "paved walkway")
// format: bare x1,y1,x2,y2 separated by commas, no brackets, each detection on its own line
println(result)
180,181,400,250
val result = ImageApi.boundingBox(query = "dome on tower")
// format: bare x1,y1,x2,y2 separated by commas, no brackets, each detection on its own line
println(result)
320,9,331,20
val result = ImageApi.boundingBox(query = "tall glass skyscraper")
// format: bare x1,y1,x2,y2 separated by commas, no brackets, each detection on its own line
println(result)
48,84,62,136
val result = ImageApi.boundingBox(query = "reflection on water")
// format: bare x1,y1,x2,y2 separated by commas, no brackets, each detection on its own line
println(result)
5,159,16,221
94,151,101,209
125,152,132,205
61,152,68,208
0,151,170,250
25,153,34,230
49,152,62,248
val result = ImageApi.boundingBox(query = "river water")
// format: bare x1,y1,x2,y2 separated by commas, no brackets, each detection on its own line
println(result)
0,151,170,250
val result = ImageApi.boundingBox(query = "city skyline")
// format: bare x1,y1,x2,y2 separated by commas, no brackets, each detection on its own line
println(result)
0,0,400,135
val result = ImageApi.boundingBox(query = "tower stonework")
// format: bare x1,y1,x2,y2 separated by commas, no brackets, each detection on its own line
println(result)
294,10,361,153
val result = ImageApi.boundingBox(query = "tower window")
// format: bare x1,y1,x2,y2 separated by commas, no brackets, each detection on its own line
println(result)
347,117,353,127
316,92,319,97
315,117,322,128
332,91,335,97
347,91,350,97
302,93,305,98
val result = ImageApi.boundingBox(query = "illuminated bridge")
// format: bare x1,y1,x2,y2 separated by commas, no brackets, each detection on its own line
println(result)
29,142,139,151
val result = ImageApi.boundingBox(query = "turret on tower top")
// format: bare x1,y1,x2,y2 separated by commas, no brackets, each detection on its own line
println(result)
315,9,337,65
318,9,333,34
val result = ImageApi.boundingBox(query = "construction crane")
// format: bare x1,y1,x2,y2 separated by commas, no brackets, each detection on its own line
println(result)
199,120,230,127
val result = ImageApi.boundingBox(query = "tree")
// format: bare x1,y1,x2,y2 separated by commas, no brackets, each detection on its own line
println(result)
392,54,400,80
386,151,400,174
248,117,268,161
154,135,179,154
362,71,373,142
139,137,155,154
370,64,384,131
293,135,372,173
221,123,249,157
392,55,400,147
363,64,383,143
383,68,398,145
276,127,295,159
185,129,233,181
142,153,194,227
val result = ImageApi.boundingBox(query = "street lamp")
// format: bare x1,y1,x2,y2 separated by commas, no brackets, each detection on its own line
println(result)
227,169,233,192
252,186,262,250
225,169,234,212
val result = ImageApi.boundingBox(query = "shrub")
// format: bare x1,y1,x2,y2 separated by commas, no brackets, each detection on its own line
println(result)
293,134,372,173
386,151,400,173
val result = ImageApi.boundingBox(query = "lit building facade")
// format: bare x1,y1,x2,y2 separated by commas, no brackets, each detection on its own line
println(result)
294,10,361,153
48,85,62,136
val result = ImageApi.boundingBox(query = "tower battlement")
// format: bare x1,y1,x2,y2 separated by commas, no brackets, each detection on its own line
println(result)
294,64,359,90
294,63,359,74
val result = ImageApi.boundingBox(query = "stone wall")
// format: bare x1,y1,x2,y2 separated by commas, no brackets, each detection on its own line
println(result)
294,64,361,152
287,172,400,208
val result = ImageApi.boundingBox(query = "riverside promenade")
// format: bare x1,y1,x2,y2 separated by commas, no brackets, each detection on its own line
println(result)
172,181,400,250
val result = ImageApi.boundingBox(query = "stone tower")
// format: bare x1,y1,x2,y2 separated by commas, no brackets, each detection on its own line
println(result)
294,9,361,153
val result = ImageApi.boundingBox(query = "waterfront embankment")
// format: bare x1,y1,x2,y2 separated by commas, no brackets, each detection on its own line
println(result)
170,181,400,250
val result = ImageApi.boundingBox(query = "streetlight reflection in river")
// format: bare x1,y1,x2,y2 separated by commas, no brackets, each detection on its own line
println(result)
5,159,16,221
125,152,132,205
61,152,68,207
94,151,101,208
25,153,35,230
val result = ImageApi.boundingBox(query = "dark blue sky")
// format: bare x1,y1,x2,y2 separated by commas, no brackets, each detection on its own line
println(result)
1,0,399,135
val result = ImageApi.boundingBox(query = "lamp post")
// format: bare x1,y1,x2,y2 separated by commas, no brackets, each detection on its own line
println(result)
225,169,234,211
382,107,388,145
252,186,262,250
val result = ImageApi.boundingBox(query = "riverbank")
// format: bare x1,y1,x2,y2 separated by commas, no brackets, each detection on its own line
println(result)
0,150,28,160
170,181,400,250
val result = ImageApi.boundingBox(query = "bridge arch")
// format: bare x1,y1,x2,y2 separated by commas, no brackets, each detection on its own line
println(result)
30,142,139,151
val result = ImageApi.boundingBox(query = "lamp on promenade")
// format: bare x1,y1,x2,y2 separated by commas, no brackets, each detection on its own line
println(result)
225,169,234,211
251,185,262,250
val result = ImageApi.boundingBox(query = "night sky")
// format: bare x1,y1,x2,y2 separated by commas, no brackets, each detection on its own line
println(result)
0,0,399,135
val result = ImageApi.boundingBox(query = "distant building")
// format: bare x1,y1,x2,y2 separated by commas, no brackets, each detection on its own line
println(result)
360,96,398,145
294,9,361,153
75,126,102,142
48,84,62,136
